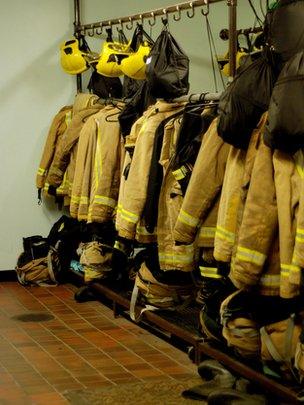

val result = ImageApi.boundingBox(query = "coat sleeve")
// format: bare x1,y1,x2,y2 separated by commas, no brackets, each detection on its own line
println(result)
36,107,72,189
230,138,278,289
47,108,99,188
117,117,160,240
173,119,230,245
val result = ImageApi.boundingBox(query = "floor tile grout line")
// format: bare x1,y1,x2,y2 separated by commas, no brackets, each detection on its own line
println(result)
51,284,195,371
60,283,195,369
0,331,69,400
3,284,193,379
21,287,146,384
25,287,178,380
46,286,192,375
0,305,119,391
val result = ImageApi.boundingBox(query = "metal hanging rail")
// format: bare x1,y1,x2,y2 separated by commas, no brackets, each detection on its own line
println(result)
73,0,238,88
75,0,226,35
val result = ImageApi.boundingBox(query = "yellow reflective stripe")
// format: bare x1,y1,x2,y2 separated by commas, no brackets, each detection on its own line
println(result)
93,195,117,209
236,246,266,266
297,228,304,236
280,264,300,278
159,252,193,264
65,110,72,126
43,182,50,192
199,266,222,279
178,210,199,228
94,119,102,192
71,195,80,203
260,274,281,287
37,167,46,176
120,213,138,224
200,226,216,238
295,150,304,178
120,207,139,222
215,226,235,243
281,269,290,278
172,168,185,180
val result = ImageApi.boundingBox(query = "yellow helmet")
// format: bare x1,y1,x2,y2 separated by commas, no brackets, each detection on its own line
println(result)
60,39,90,75
217,48,250,77
96,41,131,77
120,42,151,80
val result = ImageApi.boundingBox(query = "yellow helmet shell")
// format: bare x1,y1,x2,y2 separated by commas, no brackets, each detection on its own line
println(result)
60,39,89,75
96,42,130,77
120,43,151,80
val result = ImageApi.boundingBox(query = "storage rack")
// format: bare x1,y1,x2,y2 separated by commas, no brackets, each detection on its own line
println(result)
69,268,301,404
70,1,302,403
73,0,238,91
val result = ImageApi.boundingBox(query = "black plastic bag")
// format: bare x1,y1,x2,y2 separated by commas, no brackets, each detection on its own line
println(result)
264,51,304,153
217,51,277,149
87,70,123,99
146,24,189,99
264,0,304,66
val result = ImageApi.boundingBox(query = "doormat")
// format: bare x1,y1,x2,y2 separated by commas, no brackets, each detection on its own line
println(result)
64,376,204,405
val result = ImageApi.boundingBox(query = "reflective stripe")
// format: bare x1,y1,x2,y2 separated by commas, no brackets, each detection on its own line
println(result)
200,226,216,238
215,226,235,243
295,150,304,178
159,251,194,265
172,168,185,180
178,210,199,228
37,167,46,176
93,195,116,209
281,263,300,272
280,264,299,278
296,228,304,243
119,207,139,222
199,266,222,279
65,110,72,127
43,182,50,192
94,119,102,192
260,274,281,287
236,246,266,266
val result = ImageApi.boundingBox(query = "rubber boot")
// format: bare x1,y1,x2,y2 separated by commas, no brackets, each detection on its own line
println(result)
207,389,268,404
182,360,236,401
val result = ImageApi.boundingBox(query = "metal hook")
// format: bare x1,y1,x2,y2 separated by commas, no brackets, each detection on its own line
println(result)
116,19,124,33
201,0,210,16
148,12,156,26
126,17,133,30
95,23,103,35
186,2,195,18
87,24,95,37
139,14,144,26
173,6,182,21
162,8,169,25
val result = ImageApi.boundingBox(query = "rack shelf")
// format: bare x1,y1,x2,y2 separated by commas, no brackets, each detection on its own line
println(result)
68,268,302,403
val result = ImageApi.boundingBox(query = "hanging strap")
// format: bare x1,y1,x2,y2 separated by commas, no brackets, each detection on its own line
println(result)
130,283,161,322
260,326,284,363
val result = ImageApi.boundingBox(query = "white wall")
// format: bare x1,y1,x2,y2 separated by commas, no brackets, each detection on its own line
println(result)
0,0,76,270
0,0,264,270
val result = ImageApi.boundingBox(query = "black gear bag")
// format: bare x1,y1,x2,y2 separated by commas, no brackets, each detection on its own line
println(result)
146,22,189,99
264,51,304,153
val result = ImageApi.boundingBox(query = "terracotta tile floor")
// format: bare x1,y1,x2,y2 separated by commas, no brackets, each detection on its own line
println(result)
0,282,197,404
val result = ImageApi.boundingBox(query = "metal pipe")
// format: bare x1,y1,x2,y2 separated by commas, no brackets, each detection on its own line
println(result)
74,0,82,93
228,0,237,79
76,0,225,33
166,92,222,103
219,26,263,41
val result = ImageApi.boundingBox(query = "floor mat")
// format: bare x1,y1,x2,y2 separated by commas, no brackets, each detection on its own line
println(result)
64,376,205,405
